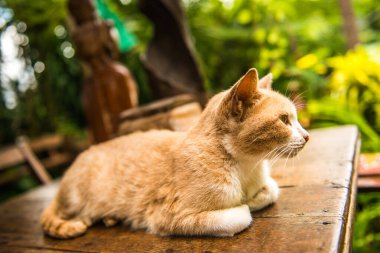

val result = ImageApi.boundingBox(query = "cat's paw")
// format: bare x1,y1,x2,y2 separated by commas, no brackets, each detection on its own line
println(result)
43,219,88,239
103,217,118,227
215,204,252,237
248,178,279,211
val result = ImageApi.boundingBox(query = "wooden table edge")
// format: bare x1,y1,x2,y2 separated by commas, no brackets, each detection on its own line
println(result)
339,127,360,253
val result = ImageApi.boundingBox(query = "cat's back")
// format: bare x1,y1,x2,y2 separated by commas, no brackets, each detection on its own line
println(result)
99,129,184,155
83,130,184,165
61,129,184,191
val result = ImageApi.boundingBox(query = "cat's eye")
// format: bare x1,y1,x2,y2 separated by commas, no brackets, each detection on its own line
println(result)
280,114,290,125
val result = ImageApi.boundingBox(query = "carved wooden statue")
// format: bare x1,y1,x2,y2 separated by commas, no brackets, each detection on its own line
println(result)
68,0,138,143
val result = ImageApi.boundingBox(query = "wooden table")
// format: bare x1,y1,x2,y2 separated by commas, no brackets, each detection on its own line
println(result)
0,126,360,253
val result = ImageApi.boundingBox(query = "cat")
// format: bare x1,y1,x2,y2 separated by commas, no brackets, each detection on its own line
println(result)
41,68,309,239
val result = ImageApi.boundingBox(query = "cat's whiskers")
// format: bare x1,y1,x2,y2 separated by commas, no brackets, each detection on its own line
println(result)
275,145,296,167
269,147,287,165
280,147,291,184
292,91,306,101
269,146,290,167
266,145,287,159
266,145,288,163
282,148,293,170
251,144,287,169
260,145,286,161
291,92,307,110
252,148,278,169
285,83,290,97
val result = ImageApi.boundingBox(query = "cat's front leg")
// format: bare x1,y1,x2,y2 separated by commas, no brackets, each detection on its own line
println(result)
150,205,252,237
247,177,279,211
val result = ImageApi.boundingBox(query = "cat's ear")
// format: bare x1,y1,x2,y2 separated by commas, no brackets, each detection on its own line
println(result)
226,68,259,118
259,73,272,90
233,68,259,102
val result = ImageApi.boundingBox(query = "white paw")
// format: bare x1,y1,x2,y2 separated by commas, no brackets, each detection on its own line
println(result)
215,204,252,236
248,178,279,211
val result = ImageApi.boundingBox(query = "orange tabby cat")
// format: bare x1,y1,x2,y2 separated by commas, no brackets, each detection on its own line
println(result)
41,68,309,239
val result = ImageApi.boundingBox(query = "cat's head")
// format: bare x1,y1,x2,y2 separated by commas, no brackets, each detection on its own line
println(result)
204,68,309,159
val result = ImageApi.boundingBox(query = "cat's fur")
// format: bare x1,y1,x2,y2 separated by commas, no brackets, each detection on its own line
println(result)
41,68,309,239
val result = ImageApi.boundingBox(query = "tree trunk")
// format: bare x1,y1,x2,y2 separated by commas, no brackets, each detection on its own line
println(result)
338,0,359,50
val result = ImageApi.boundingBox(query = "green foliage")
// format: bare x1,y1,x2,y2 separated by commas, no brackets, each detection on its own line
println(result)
308,99,380,151
185,0,345,93
354,193,380,253
304,45,380,152
1,0,84,144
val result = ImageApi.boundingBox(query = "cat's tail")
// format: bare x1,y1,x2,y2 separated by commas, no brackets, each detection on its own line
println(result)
40,199,87,239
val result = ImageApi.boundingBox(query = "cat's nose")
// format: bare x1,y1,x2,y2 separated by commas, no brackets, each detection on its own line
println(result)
303,133,310,142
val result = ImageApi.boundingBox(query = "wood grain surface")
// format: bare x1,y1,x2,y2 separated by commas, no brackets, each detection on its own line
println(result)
0,126,360,253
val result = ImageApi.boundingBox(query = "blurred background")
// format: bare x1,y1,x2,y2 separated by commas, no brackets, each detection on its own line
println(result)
0,0,379,251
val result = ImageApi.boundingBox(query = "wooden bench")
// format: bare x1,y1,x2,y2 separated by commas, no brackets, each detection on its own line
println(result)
0,126,360,252
357,153,380,192
0,135,76,186
117,94,202,136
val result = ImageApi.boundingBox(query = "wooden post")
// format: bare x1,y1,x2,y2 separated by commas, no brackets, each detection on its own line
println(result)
67,0,138,143
16,136,52,185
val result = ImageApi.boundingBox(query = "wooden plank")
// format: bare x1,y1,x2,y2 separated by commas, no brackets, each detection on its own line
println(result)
272,126,358,187
0,248,73,253
358,168,380,176
0,216,339,253
0,146,24,170
119,94,195,121
41,153,73,169
0,134,66,171
117,102,202,135
0,134,73,186
0,126,359,252
168,102,202,132
16,137,52,185
340,131,360,253
357,177,380,192
0,187,351,252
29,134,65,152
0,153,72,186
118,112,172,135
